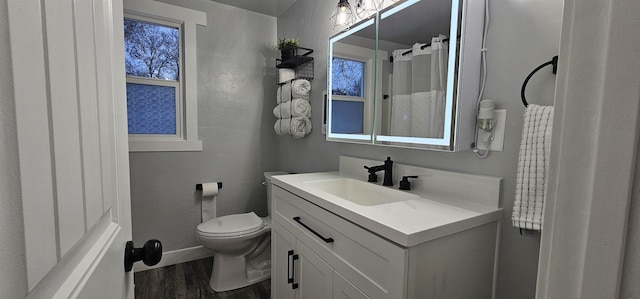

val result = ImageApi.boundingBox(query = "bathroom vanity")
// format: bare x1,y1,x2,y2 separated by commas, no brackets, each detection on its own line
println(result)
270,157,502,299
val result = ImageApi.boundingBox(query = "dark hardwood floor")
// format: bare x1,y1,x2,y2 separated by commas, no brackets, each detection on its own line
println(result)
134,257,270,299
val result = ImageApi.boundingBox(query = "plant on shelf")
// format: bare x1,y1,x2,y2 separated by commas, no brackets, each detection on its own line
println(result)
277,38,299,61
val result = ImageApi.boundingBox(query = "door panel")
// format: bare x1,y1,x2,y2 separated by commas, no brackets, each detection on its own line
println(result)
44,0,88,257
8,0,132,297
272,221,296,299
334,271,370,299
75,0,105,229
296,241,333,299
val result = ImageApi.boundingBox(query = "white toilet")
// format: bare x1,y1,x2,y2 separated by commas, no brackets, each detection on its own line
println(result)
196,171,286,292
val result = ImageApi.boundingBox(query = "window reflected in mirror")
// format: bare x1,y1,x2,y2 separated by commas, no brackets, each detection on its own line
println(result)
327,19,380,142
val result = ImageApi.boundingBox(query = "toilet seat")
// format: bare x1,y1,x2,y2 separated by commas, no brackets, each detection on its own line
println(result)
197,212,264,238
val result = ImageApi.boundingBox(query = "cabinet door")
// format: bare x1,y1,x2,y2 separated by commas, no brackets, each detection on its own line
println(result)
272,221,296,299
296,241,334,299
334,271,371,299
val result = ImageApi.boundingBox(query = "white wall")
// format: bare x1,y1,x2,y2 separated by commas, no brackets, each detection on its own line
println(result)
0,0,28,297
276,0,562,298
129,0,278,251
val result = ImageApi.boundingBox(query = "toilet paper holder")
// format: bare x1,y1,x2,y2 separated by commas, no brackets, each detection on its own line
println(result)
195,182,222,191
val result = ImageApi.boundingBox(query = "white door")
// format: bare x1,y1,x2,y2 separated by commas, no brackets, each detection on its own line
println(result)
8,0,135,298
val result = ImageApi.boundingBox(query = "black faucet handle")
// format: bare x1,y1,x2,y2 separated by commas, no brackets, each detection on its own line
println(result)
363,166,379,182
368,172,378,182
399,175,418,190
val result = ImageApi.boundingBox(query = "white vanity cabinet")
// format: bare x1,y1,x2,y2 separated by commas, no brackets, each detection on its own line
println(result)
271,185,408,299
270,170,501,299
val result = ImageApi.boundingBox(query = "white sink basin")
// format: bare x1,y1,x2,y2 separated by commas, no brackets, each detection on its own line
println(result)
303,178,419,206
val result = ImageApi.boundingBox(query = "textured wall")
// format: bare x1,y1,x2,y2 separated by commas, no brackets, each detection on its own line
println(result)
622,146,640,297
0,0,28,297
276,0,562,298
130,0,278,251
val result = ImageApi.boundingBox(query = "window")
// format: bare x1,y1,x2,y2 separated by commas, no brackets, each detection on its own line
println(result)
125,18,180,135
123,2,206,152
331,57,366,133
330,42,374,135
332,58,365,97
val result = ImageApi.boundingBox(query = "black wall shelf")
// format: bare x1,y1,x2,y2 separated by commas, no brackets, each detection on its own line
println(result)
276,46,314,83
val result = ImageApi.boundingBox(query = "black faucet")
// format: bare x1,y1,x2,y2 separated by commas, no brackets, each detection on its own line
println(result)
364,157,394,186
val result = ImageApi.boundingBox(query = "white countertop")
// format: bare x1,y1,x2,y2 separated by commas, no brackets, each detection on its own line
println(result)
271,172,502,247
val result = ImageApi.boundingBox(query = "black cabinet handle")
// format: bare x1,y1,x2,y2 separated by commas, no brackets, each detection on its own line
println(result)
293,216,334,243
287,250,294,284
291,253,299,290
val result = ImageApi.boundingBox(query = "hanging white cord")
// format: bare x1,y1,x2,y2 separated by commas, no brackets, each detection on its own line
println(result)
474,0,491,159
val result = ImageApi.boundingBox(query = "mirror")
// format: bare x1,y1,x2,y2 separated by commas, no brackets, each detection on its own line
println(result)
327,18,379,143
327,0,483,151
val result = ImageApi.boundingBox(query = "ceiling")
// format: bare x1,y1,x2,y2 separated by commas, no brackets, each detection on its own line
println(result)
208,0,298,17
356,0,453,46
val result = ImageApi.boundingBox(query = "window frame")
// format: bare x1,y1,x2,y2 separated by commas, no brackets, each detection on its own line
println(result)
123,1,205,152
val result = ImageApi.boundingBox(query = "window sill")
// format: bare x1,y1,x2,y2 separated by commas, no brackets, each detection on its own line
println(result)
129,139,203,152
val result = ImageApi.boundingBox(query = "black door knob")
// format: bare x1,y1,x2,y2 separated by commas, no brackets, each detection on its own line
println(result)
124,239,162,272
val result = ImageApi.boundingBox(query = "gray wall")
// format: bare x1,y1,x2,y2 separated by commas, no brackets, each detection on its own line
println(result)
621,144,640,297
276,0,562,298
0,1,28,297
130,0,278,251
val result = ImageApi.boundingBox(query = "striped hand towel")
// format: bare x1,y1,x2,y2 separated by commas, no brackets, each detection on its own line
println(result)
512,104,554,230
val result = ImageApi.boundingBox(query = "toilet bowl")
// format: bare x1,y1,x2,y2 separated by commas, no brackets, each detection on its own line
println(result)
196,171,286,292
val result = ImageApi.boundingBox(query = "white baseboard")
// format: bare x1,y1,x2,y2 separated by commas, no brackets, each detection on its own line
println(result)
133,245,214,272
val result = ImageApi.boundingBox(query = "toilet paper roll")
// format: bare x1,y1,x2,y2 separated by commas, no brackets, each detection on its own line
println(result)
278,68,295,83
200,182,219,197
200,182,219,222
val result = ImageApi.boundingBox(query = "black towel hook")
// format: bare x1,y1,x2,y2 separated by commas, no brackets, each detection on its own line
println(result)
521,55,559,107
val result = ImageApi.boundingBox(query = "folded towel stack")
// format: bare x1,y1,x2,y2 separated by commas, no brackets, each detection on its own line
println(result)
512,104,554,231
274,79,312,138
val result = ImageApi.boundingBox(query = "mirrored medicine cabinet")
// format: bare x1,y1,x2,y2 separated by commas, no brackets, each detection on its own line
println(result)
326,0,485,151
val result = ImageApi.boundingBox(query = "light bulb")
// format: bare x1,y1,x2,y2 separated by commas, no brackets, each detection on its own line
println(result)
337,12,347,25
331,0,355,29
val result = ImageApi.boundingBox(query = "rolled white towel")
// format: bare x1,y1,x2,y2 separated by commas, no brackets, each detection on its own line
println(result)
274,119,289,135
273,98,311,119
290,116,312,139
292,79,311,100
274,117,312,138
278,82,292,104
276,86,282,103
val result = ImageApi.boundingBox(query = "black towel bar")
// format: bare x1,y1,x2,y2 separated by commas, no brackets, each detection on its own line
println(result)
521,55,559,107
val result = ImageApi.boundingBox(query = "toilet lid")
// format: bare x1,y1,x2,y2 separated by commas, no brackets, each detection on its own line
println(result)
197,212,263,236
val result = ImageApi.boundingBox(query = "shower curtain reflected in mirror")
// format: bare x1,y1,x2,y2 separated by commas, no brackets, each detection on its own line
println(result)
391,34,448,138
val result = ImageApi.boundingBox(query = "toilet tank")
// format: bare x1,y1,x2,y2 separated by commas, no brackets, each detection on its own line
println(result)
264,171,288,217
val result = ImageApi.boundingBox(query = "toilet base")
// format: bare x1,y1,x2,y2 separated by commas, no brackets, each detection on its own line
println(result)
209,254,271,292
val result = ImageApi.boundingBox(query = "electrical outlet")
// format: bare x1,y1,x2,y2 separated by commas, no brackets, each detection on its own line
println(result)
476,109,506,151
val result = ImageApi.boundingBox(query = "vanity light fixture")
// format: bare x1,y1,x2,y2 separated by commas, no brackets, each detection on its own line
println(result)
355,0,383,19
330,0,356,29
